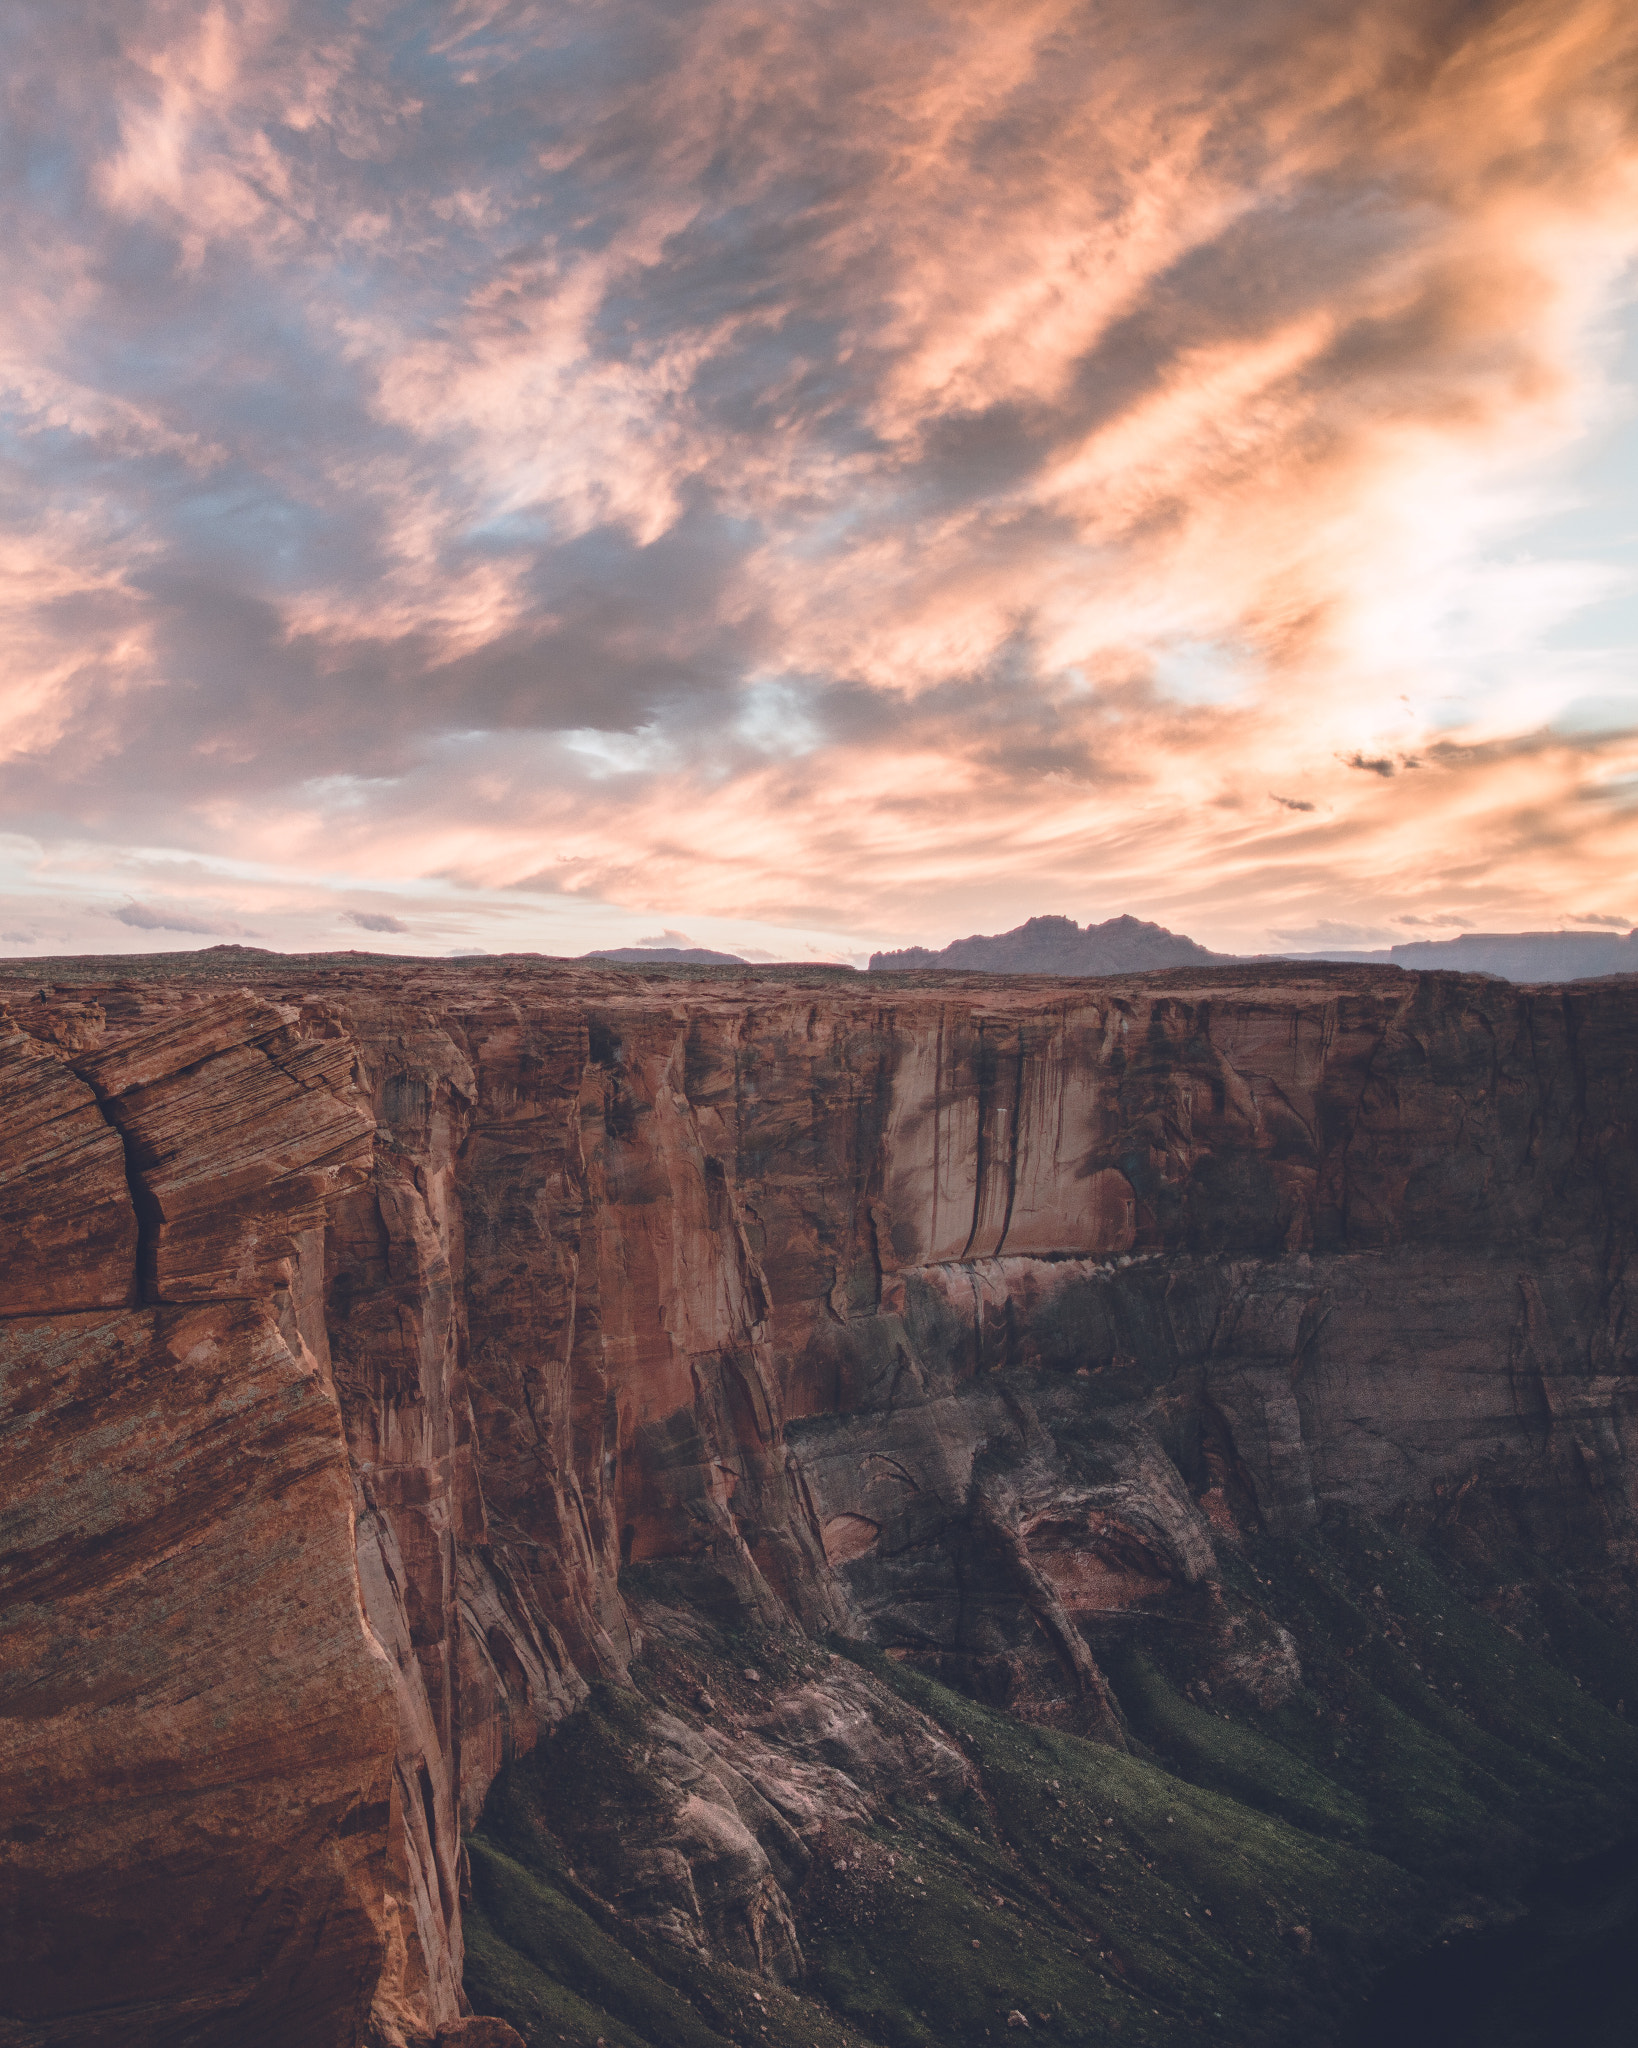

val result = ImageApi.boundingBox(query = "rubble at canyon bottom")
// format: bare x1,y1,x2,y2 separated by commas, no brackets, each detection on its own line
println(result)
2,950,1636,2048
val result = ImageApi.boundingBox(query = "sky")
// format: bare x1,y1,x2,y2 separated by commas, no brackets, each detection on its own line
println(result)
2,0,1636,964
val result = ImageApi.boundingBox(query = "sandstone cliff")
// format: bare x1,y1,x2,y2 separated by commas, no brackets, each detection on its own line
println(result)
3,955,1636,2047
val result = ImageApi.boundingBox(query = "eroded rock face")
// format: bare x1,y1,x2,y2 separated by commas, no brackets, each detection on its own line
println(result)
2,957,1636,2045
0,1014,135,1313
0,989,395,2048
548,1701,811,1978
0,1303,397,2048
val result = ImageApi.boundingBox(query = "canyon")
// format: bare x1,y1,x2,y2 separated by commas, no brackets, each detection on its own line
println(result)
3,952,1637,2048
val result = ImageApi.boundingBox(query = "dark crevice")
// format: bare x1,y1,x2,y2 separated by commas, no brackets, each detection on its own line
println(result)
69,1069,162,1307
0,1302,133,1321
418,1762,457,1929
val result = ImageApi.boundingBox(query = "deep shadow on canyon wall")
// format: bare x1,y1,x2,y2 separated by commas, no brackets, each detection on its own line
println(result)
2,956,1637,2046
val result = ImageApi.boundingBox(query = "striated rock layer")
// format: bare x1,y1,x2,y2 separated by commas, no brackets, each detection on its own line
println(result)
2,954,1636,2044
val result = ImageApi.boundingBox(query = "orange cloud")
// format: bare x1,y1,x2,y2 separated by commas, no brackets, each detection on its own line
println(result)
0,0,1635,959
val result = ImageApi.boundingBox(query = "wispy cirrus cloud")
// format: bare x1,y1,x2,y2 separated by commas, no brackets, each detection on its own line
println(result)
0,0,1635,959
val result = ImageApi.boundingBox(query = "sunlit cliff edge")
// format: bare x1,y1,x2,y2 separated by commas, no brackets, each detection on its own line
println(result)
3,952,1637,2048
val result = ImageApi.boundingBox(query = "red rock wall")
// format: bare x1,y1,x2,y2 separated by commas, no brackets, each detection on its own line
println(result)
3,960,1636,2045
0,992,397,2048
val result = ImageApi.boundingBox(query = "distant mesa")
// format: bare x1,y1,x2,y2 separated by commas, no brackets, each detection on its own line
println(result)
869,914,1638,984
582,945,747,966
1287,928,1638,981
869,914,1227,976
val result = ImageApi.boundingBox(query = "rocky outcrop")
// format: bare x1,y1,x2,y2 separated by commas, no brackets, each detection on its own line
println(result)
0,1301,398,2048
0,989,394,2048
3,955,1636,2045
0,1010,135,1313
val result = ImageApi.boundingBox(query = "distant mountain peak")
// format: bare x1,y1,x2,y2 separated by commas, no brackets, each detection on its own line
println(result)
869,913,1226,976
869,914,1638,983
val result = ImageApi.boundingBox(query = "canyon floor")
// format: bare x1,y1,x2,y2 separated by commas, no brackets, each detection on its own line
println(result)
2,950,1636,2047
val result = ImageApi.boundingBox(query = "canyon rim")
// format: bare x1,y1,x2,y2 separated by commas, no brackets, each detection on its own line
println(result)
2,948,1637,2048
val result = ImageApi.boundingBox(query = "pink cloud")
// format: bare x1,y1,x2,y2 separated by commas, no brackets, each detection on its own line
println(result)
0,0,1634,957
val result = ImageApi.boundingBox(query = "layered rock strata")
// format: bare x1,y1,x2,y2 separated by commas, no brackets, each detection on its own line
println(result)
2,956,1636,2044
